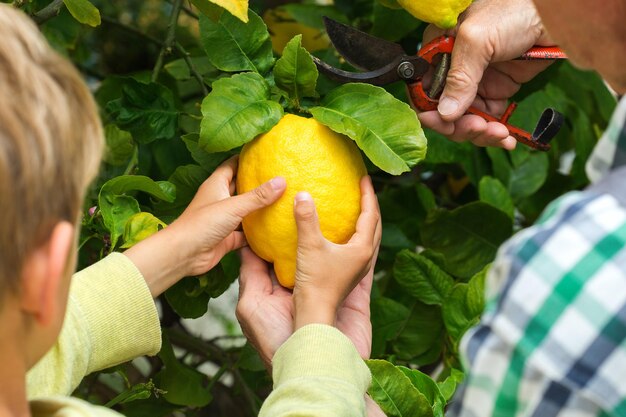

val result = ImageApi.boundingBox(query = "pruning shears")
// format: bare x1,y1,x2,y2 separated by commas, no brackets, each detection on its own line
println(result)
313,18,568,151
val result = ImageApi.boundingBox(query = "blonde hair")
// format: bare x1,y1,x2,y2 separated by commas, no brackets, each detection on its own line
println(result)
0,4,104,297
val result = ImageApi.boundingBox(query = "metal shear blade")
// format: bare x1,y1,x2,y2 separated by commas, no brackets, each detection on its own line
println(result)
322,16,405,71
315,17,430,85
312,54,428,86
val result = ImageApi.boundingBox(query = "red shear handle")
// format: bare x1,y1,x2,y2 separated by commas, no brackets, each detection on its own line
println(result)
408,82,552,151
418,36,567,62
519,46,567,60
410,36,567,151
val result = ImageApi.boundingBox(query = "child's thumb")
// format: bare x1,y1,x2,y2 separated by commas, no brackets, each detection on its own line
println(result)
293,192,324,249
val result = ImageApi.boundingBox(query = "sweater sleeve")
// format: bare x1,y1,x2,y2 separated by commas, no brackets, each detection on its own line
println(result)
26,253,162,398
259,324,371,417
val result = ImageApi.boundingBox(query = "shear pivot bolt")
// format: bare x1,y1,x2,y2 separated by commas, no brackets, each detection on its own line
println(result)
397,62,415,79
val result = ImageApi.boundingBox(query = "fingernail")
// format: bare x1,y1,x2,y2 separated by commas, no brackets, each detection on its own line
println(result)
438,97,459,116
269,176,286,191
294,191,312,204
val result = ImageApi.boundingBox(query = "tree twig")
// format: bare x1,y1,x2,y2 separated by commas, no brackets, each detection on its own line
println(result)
165,0,198,19
32,0,65,25
174,42,209,96
151,0,183,83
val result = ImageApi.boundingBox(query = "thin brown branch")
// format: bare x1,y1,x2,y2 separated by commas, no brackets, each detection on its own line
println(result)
174,42,209,96
32,0,64,25
151,0,183,82
181,1,198,19
167,326,262,415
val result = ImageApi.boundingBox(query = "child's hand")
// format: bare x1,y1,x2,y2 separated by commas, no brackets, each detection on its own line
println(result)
125,156,286,297
237,242,379,370
292,176,381,330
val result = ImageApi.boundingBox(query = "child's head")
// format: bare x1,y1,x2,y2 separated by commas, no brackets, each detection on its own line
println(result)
0,4,103,364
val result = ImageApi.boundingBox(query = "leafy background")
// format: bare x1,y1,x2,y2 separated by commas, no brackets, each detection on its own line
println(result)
13,0,616,415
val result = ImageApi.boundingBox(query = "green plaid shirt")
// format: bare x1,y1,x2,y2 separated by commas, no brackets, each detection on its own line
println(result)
452,97,626,417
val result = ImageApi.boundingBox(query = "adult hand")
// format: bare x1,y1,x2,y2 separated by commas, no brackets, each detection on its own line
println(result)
236,176,382,366
236,247,294,368
236,246,379,367
418,0,555,149
124,156,286,297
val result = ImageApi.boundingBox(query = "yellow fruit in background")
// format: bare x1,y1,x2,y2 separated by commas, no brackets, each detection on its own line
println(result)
397,0,473,29
263,9,330,54
237,114,367,288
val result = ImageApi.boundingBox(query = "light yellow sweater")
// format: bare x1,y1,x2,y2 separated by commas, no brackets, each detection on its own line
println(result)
26,253,370,416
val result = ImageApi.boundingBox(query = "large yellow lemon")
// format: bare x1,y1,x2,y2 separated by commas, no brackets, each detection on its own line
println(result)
398,0,473,29
237,114,367,288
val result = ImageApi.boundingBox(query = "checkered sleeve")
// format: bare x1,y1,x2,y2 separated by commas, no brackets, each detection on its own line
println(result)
586,97,626,183
449,171,626,417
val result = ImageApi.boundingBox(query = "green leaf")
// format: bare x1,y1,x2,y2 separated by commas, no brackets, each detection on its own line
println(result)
220,251,241,282
238,342,266,372
190,0,224,21
438,368,464,401
378,184,430,247
98,176,175,247
508,148,549,202
164,56,217,81
41,9,82,54
280,4,349,29
199,72,283,152
156,335,212,407
423,130,472,165
182,133,234,171
366,360,433,417
154,165,210,218
199,10,274,74
371,297,411,356
121,212,167,249
274,35,319,103
398,367,446,417
62,0,101,27
101,176,176,202
120,396,181,417
421,202,512,278
487,146,550,204
416,183,436,212
165,277,211,319
311,83,427,175
103,124,136,166
381,223,415,249
165,262,237,317
478,176,515,219
551,61,616,123
393,250,454,305
393,301,444,361
202,263,238,298
99,195,140,249
371,1,421,42
105,381,160,407
442,266,487,343
106,79,178,144
487,147,512,184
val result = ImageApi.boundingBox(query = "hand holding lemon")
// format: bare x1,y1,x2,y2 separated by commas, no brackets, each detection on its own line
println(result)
236,114,381,328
